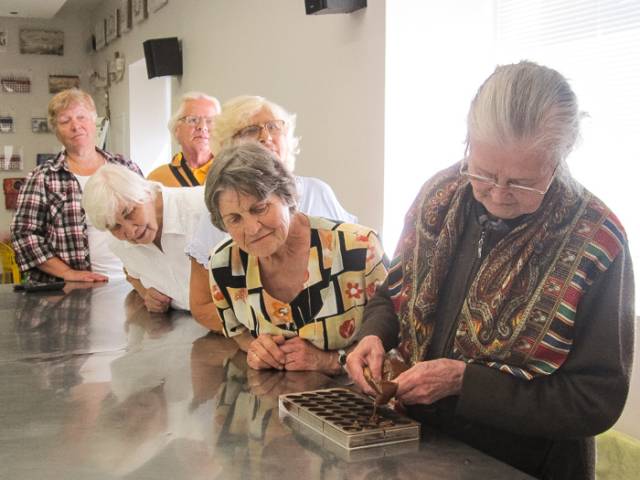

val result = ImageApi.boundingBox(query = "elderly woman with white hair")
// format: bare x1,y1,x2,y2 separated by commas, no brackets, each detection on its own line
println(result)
346,61,634,479
82,163,205,312
187,95,357,330
147,91,221,187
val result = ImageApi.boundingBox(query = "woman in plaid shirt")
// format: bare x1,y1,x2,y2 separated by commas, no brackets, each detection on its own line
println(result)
11,89,142,283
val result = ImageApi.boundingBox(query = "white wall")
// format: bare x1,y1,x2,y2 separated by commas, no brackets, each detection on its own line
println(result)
88,0,385,233
0,10,92,239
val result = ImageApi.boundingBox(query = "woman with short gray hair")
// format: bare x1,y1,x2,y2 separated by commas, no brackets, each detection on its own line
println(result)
205,143,387,375
347,61,634,479
83,163,205,313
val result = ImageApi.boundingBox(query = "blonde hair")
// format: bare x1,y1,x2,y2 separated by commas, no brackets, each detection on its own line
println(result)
47,88,97,131
211,95,300,171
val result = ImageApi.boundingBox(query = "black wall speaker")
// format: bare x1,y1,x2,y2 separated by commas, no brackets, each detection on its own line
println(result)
142,37,183,79
305,0,366,14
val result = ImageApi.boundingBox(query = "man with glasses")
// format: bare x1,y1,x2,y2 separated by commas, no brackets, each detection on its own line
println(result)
347,61,634,479
147,92,221,187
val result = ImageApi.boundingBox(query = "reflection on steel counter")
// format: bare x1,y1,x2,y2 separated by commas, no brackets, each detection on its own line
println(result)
0,282,535,479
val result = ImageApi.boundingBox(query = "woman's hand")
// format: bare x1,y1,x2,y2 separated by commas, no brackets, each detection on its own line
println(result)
143,287,171,313
246,334,286,370
279,337,339,374
62,269,109,283
394,358,466,405
345,335,385,396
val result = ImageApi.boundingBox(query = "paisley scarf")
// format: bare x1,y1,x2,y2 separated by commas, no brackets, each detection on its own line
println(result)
391,162,626,379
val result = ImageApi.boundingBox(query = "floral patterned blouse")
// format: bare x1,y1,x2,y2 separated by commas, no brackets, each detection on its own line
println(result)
208,216,388,350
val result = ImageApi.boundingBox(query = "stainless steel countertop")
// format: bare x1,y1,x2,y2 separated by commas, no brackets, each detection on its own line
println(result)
0,281,533,479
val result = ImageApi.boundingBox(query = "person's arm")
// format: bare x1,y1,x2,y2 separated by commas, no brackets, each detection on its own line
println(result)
125,273,171,313
356,277,400,351
11,171,104,282
455,244,635,439
38,257,107,282
189,258,223,331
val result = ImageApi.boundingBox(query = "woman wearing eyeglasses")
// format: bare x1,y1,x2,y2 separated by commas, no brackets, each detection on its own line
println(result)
187,95,357,331
346,61,634,479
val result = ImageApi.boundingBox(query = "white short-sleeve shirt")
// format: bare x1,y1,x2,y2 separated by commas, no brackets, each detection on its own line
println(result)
109,186,206,310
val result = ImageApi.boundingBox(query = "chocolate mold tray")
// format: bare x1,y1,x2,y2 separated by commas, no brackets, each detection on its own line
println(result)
279,387,420,450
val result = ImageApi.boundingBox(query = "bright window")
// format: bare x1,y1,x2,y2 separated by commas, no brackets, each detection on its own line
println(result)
385,0,639,308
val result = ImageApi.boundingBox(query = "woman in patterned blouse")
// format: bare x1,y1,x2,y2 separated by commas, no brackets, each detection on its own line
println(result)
204,143,388,374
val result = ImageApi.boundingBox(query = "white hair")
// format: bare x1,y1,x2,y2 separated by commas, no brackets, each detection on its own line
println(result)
466,61,582,165
211,95,300,171
167,91,221,142
82,164,161,230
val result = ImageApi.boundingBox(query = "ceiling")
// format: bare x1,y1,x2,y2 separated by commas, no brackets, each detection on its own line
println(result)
0,0,103,19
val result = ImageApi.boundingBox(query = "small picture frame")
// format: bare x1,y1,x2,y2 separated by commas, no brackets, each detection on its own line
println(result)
31,118,50,133
105,11,117,44
0,116,15,133
95,20,106,50
0,28,7,52
1,76,31,93
119,0,132,34
132,0,147,24
19,29,64,56
36,153,57,166
0,153,22,171
48,75,80,94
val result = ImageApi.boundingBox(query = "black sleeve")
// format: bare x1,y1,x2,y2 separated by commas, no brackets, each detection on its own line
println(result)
357,277,401,351
455,244,635,439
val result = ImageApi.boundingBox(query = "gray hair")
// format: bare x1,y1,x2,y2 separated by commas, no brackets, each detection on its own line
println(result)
466,61,583,165
211,95,300,171
167,91,221,142
204,143,298,232
82,163,161,230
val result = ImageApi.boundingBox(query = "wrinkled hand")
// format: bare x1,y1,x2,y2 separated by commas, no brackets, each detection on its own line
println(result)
394,358,466,405
246,334,286,370
279,336,336,374
62,269,109,283
345,335,385,396
143,287,171,313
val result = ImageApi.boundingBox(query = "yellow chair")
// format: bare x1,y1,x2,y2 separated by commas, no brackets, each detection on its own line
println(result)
0,242,21,284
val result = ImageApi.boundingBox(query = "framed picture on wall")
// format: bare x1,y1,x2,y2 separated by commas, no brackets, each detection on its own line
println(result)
0,153,22,171
48,75,80,94
105,11,118,43
0,76,30,93
19,29,63,55
0,116,15,133
0,28,7,52
94,20,106,50
36,153,57,166
31,118,50,133
132,0,147,24
119,0,132,35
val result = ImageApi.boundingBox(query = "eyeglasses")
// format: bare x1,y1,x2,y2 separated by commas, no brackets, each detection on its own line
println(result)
459,160,558,196
179,115,215,128
233,120,285,140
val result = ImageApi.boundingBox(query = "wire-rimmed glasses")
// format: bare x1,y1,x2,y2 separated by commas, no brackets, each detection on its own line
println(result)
459,160,558,196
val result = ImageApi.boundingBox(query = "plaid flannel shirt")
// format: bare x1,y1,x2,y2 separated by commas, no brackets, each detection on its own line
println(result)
10,148,142,283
